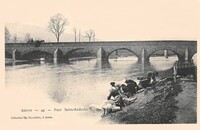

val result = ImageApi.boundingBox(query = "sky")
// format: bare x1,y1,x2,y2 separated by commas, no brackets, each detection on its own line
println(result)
1,0,200,41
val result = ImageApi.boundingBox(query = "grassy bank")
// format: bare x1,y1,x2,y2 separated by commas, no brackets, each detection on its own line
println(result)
101,77,196,124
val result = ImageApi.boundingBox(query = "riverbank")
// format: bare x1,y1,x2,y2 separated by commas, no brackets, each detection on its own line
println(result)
5,58,28,64
101,77,197,124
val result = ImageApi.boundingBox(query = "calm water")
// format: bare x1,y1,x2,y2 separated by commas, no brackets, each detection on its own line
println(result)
5,55,196,123
5,56,182,105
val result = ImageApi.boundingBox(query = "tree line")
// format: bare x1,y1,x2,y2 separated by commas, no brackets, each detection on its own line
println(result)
5,13,96,43
5,28,34,43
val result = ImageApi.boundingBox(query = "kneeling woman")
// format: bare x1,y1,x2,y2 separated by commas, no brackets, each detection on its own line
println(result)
102,85,125,116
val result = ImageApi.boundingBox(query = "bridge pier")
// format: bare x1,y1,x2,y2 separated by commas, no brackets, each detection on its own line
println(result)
95,60,111,70
164,50,168,58
185,48,189,62
12,49,21,60
53,48,59,63
97,47,108,62
12,49,16,60
186,48,196,63
179,48,192,62
138,48,148,62
53,48,63,63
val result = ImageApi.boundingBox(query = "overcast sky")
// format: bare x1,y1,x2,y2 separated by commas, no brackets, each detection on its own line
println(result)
1,0,200,41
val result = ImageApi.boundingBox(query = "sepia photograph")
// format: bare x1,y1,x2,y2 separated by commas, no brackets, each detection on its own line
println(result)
0,0,199,129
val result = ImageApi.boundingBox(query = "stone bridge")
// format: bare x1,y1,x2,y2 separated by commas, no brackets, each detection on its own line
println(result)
5,40,197,63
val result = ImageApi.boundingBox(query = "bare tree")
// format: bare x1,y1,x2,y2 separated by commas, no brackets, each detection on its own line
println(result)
78,30,81,42
48,13,68,42
13,34,19,43
5,27,11,43
85,29,95,42
73,27,77,42
24,33,31,43
93,31,95,42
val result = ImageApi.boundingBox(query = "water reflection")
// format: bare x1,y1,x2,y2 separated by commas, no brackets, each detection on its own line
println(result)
95,60,112,71
150,56,178,71
140,60,154,74
5,56,180,106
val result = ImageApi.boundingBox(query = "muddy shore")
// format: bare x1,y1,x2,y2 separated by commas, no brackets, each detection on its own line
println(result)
100,77,197,124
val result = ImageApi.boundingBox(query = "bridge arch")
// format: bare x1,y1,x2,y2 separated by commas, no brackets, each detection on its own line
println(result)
148,49,179,71
189,51,197,63
5,51,12,59
147,49,181,62
192,53,197,65
22,50,53,61
63,48,96,61
191,52,197,59
107,48,139,61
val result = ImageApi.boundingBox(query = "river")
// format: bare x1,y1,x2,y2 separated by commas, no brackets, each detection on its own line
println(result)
5,55,196,124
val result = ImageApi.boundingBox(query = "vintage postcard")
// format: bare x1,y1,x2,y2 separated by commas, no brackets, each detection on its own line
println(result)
0,0,199,129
